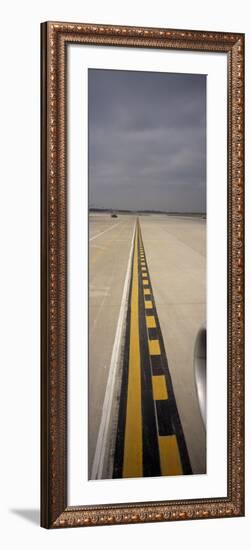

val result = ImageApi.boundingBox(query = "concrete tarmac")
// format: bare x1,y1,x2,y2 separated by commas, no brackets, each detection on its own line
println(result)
89,214,136,478
89,213,206,478
140,215,206,474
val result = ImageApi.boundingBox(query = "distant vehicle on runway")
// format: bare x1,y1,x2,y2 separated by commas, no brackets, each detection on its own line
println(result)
111,213,118,218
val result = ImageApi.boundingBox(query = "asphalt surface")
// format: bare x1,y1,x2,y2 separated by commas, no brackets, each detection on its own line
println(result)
89,213,206,479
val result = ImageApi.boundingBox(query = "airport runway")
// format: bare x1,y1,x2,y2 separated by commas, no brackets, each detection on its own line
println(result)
140,215,206,475
89,213,206,479
89,214,136,478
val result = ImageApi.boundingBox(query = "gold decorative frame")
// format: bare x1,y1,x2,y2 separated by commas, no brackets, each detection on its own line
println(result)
41,21,245,528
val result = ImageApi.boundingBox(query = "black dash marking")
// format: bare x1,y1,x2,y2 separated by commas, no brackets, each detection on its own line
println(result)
156,400,174,436
148,328,158,340
150,355,164,376
138,230,161,477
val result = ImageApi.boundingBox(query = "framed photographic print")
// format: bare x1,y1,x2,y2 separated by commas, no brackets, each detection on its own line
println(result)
41,21,245,528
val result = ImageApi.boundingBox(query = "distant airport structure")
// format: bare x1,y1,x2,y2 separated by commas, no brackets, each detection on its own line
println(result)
89,208,206,216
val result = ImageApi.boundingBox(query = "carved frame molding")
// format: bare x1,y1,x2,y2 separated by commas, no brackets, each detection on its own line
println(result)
41,21,245,528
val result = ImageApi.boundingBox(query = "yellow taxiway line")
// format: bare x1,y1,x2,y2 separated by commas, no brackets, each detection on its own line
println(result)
122,223,143,477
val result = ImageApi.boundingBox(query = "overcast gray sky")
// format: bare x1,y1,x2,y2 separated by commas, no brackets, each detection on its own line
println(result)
88,69,206,213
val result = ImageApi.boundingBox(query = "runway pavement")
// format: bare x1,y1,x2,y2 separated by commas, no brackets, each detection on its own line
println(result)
140,215,206,475
89,214,136,478
89,213,206,479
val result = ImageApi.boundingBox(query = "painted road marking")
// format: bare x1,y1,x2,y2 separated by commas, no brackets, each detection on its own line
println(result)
113,219,192,479
146,315,156,328
149,339,161,356
89,222,121,242
122,225,143,478
158,435,182,476
152,375,168,400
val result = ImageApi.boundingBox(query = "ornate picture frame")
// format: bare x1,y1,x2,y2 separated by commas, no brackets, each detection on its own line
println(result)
41,21,245,528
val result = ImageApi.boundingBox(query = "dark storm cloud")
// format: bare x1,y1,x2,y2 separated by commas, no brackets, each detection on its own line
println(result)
88,69,206,212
